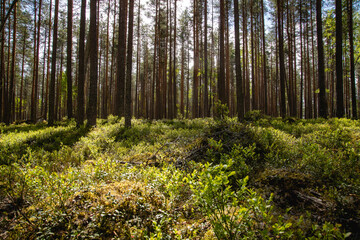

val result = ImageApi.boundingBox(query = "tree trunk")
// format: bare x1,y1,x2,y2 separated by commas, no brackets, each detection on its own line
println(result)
0,0,5,122
336,0,344,117
6,2,16,124
261,0,267,115
87,0,98,126
348,0,357,118
192,0,199,118
67,0,73,119
116,0,128,117
125,0,134,127
234,0,243,121
277,0,286,117
101,0,111,119
48,0,59,125
218,0,226,108
173,0,177,118
317,0,327,118
31,0,42,123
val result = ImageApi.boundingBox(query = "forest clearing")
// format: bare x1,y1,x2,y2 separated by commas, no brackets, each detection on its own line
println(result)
0,115,359,239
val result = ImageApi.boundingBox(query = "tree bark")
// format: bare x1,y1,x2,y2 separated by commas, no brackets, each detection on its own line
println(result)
116,0,128,117
336,0,344,117
67,0,73,119
234,0,244,121
277,0,286,117
48,0,59,125
6,2,16,124
317,0,327,118
218,0,226,108
348,0,357,118
125,0,134,127
87,0,98,126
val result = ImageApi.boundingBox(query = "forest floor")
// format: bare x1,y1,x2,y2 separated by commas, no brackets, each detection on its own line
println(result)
0,112,359,239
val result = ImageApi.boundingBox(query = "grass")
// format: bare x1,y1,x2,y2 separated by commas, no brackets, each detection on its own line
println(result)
0,114,359,239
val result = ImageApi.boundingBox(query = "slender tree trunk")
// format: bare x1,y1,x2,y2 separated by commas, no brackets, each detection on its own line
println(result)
168,0,173,119
202,0,208,117
336,0,344,117
125,0,134,127
101,0,111,119
225,1,230,107
66,0,73,119
0,0,5,122
173,0,177,118
134,0,140,119
261,0,267,115
299,0,303,118
31,0,42,123
218,0,226,108
193,0,199,118
277,0,286,117
77,0,86,125
116,0,128,117
317,0,327,118
18,29,26,120
234,0,243,121
48,0,59,125
6,2,16,124
152,0,159,119
250,3,255,110
180,40,185,117
87,0,98,126
348,0,357,118
243,0,250,113
44,0,52,121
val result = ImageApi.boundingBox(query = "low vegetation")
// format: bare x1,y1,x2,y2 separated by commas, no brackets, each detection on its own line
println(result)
1,114,359,239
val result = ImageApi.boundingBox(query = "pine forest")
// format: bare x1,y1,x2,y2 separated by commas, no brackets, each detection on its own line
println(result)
1,0,360,239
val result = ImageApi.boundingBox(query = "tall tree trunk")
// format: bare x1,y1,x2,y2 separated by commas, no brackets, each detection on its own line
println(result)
277,0,286,117
0,0,5,122
77,0,86,125
243,0,250,113
299,0,303,118
87,0,98,126
203,0,209,117
218,0,226,109
180,39,185,117
336,0,344,117
152,0,159,119
32,0,42,123
116,0,128,117
109,0,117,115
18,28,26,120
317,0,327,118
348,0,357,118
168,0,173,119
261,0,267,115
192,0,199,118
101,0,111,119
173,0,177,118
234,0,244,121
125,0,134,127
6,2,16,124
44,0,52,121
134,0,140,118
48,0,59,125
225,1,230,107
67,0,73,119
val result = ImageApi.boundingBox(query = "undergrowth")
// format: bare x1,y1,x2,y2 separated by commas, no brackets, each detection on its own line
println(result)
0,114,358,239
